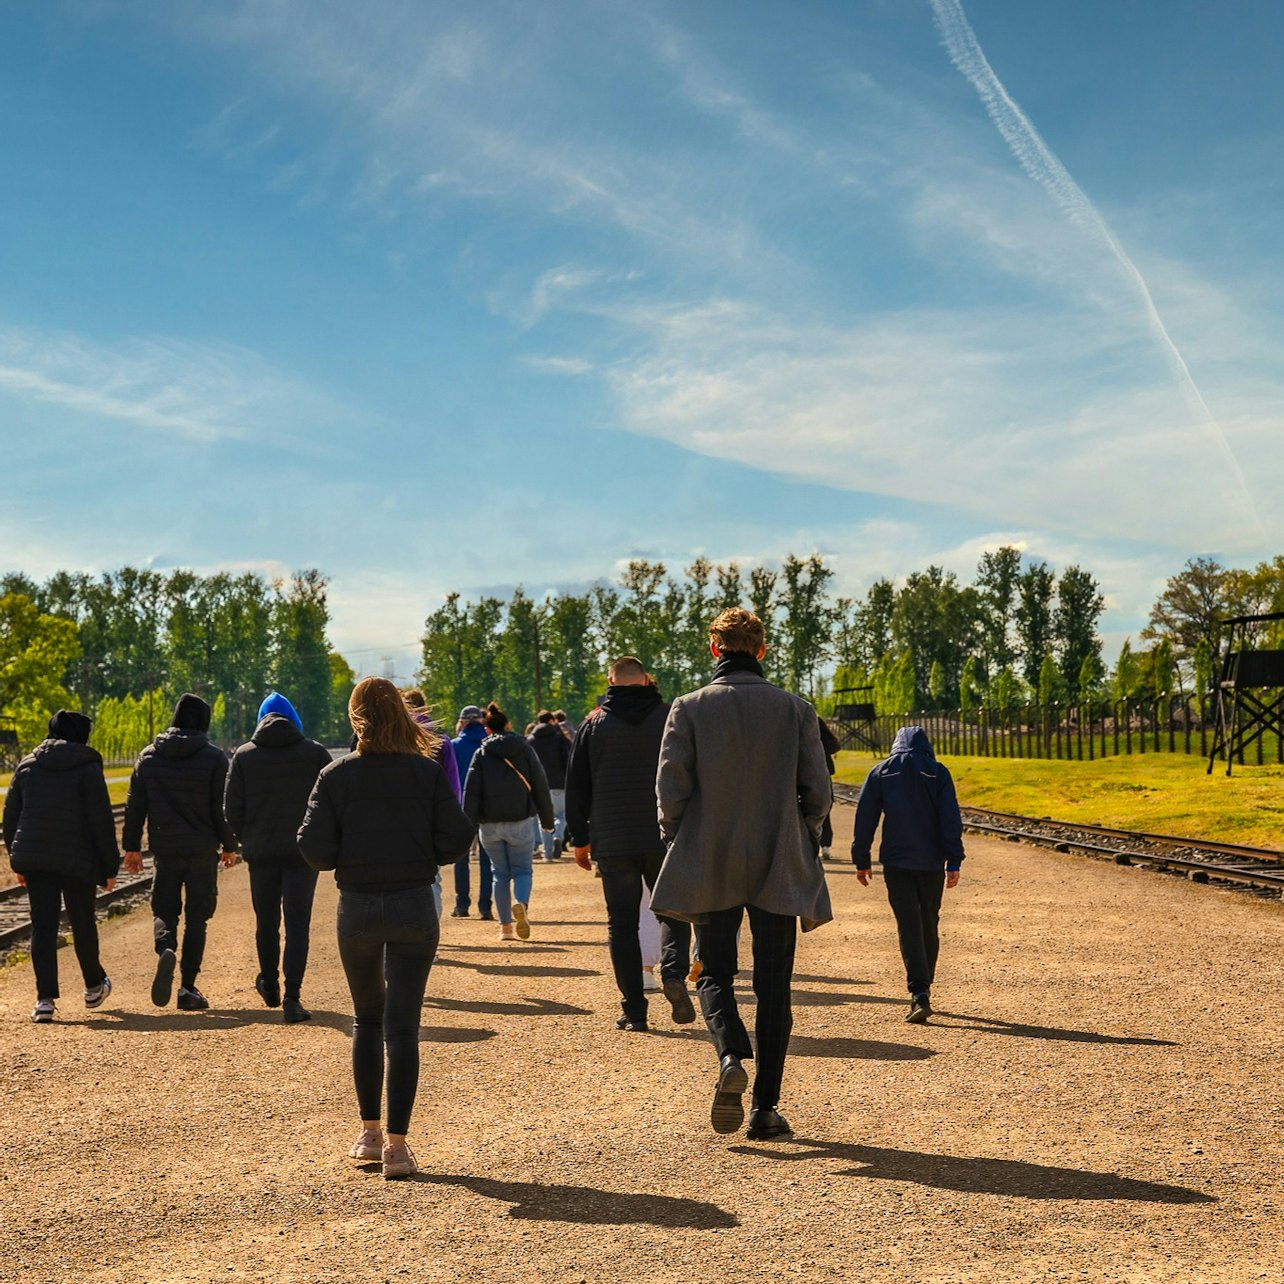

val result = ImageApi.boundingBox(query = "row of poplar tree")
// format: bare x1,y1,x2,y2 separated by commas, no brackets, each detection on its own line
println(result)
0,568,353,756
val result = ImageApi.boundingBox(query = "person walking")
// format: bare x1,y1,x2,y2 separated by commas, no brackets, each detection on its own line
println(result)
462,702,554,942
224,691,332,1024
2,710,120,1022
122,693,238,1011
298,677,474,1179
403,689,461,918
527,710,570,860
651,608,832,1141
450,706,493,919
851,725,965,1024
564,656,693,1032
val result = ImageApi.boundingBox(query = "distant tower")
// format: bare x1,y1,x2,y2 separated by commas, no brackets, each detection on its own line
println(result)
381,655,394,682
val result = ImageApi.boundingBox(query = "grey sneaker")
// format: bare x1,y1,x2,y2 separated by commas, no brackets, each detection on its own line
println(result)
177,986,209,1011
151,948,176,1007
31,999,55,1024
84,976,112,1008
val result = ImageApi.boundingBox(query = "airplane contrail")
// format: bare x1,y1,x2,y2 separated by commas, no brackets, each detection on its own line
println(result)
928,0,1262,532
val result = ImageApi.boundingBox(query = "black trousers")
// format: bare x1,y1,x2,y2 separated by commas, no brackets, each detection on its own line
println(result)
598,853,692,1024
883,867,945,995
695,904,797,1112
452,841,492,914
337,885,439,1136
25,872,104,1001
152,853,219,989
248,857,319,1000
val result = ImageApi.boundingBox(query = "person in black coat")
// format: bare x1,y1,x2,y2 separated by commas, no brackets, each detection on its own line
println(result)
2,710,120,1022
225,691,332,1024
462,703,554,942
299,676,475,1180
122,693,238,1012
564,657,693,1032
527,711,570,860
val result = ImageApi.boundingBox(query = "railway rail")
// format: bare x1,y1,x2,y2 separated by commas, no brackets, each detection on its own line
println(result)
832,782,1284,897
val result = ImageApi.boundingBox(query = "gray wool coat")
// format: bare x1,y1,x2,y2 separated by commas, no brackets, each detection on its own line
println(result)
649,670,834,932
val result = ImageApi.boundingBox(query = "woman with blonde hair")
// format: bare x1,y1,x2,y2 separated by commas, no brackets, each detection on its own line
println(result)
299,677,474,1178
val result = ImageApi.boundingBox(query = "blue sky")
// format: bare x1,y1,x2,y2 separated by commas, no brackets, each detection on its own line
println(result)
2,0,1281,680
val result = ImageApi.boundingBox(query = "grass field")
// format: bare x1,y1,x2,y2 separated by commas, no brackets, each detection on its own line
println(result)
835,749,1284,851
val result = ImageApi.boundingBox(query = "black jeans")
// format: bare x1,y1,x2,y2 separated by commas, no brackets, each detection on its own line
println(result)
695,904,797,1112
883,867,946,995
452,841,492,915
598,853,692,1024
25,872,104,1001
248,857,319,1000
337,885,439,1135
152,853,219,989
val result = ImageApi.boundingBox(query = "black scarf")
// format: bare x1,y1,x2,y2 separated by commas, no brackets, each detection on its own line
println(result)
712,651,765,681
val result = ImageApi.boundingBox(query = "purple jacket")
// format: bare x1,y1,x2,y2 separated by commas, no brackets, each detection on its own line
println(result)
413,712,461,800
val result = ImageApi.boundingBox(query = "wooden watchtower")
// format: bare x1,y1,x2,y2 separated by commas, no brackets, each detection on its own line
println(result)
1206,612,1284,775
832,685,880,753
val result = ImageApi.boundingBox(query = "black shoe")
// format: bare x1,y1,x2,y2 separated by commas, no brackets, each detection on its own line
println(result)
176,986,209,1011
906,992,932,1024
478,910,494,921
746,1108,793,1140
151,948,176,1007
282,998,311,1024
255,973,282,1008
711,1054,749,1134
662,978,696,1025
615,1016,649,1033
449,908,469,918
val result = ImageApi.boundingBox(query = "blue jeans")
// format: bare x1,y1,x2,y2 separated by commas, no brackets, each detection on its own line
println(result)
544,789,566,858
480,820,535,925
453,842,492,915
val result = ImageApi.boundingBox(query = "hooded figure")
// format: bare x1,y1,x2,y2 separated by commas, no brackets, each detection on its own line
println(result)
850,725,966,1024
172,693,212,733
2,710,118,1019
225,691,333,1021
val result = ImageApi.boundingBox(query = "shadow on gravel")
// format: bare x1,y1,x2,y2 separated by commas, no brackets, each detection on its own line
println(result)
793,974,876,986
413,1175,739,1226
788,1035,936,1061
729,1139,1214,1204
935,1012,1177,1047
423,995,592,1017
437,943,568,955
421,1026,496,1044
81,1008,353,1033
435,958,603,979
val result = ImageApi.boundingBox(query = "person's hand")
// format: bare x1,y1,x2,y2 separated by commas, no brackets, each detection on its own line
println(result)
221,849,239,868
104,877,116,892
123,850,142,875
15,873,25,887
946,870,961,890
574,845,592,871
856,868,872,887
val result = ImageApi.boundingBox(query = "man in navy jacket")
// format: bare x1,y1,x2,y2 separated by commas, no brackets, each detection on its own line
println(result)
851,726,965,1024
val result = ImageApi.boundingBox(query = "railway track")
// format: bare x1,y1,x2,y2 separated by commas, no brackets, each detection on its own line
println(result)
831,782,1284,897
0,804,158,950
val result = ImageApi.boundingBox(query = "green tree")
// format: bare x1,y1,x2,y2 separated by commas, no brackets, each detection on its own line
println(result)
271,570,333,737
959,656,980,714
0,593,80,747
1054,565,1105,696
1143,556,1239,662
1038,653,1067,706
928,659,946,707
778,554,835,698
1192,637,1213,720
542,593,598,720
1015,561,1055,689
327,651,356,741
1112,638,1140,703
976,546,1021,676
991,665,1021,712
853,579,894,672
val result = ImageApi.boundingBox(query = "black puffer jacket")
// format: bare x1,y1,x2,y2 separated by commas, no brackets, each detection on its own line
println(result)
297,752,476,890
527,723,571,790
462,733,555,829
3,740,120,885
564,685,669,860
121,729,237,858
224,715,333,862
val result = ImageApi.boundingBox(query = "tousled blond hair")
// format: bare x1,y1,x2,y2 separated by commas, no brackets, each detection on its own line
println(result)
709,607,766,656
350,676,440,757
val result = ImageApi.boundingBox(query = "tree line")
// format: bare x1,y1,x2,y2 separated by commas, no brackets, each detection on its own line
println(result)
0,568,354,756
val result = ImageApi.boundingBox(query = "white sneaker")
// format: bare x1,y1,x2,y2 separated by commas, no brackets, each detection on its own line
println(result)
382,1141,418,1180
84,976,112,1008
348,1128,383,1161
642,968,660,992
31,1000,55,1023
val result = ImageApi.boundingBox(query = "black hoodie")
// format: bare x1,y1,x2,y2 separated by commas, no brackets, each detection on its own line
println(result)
224,714,333,862
462,732,554,828
527,722,571,790
3,716,120,885
121,724,237,858
563,684,670,860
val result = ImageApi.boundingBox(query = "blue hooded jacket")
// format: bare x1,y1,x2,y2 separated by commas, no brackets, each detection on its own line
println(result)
850,726,965,872
258,691,304,733
452,721,487,782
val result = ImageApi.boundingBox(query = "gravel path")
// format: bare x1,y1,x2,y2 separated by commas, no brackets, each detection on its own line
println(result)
2,802,1281,1282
